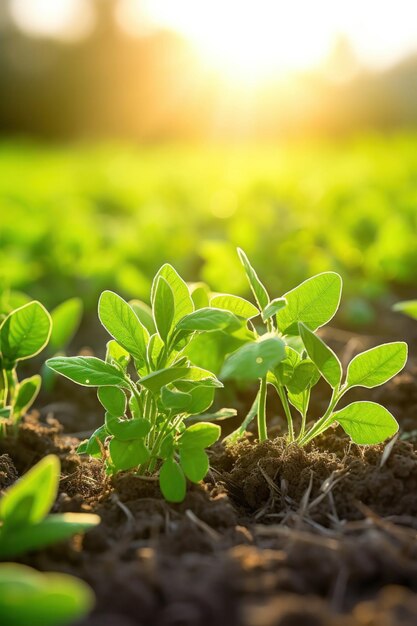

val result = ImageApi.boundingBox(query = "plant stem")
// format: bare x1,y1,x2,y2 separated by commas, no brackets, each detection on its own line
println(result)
298,390,310,441
277,386,294,442
127,379,142,414
0,369,7,409
6,369,17,406
257,376,268,442
298,387,343,446
148,414,183,472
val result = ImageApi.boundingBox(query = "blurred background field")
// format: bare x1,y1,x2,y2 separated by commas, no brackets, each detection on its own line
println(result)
1,0,417,331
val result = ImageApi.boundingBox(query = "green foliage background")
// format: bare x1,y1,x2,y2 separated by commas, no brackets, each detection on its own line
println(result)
1,134,417,325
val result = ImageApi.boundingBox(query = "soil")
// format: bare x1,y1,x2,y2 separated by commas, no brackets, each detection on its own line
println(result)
2,329,417,626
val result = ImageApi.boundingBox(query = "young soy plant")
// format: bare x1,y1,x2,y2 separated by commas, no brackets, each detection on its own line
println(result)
47,265,242,502
0,301,52,430
221,249,407,447
0,455,99,626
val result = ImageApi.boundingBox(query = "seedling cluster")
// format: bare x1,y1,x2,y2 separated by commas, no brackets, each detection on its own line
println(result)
46,252,407,504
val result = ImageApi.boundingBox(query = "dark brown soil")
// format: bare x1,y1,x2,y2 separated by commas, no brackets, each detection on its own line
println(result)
3,351,417,625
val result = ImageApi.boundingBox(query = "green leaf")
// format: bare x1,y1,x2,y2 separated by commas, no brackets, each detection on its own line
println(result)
139,367,189,394
210,294,259,319
180,448,209,483
272,346,301,386
0,455,59,529
261,297,287,322
0,301,52,365
345,342,408,389
151,264,194,326
0,513,100,559
105,415,150,440
12,375,42,419
334,401,399,444
147,333,164,369
277,272,342,335
109,438,150,470
49,298,83,352
221,334,286,381
0,563,95,626
287,389,309,416
129,299,156,334
105,340,130,370
47,356,129,388
184,328,249,375
183,385,215,415
159,458,186,503
161,387,191,411
98,291,148,362
153,276,175,343
180,366,223,388
179,422,221,450
159,433,174,459
286,360,320,394
237,248,269,310
299,323,342,387
393,300,417,321
77,425,108,458
189,282,210,309
176,307,243,332
188,408,237,422
98,386,126,415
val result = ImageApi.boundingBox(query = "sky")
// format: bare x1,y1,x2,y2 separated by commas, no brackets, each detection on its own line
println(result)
8,0,417,80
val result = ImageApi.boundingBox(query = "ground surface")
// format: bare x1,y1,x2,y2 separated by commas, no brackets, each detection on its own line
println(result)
2,325,417,626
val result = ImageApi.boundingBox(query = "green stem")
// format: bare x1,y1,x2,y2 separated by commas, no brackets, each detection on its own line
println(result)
0,368,7,409
127,379,142,412
277,386,294,442
298,390,310,441
6,369,17,406
257,376,268,442
298,387,344,446
148,413,183,472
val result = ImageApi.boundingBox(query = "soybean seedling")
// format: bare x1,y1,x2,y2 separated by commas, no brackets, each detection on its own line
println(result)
0,300,52,429
47,264,241,502
221,249,407,447
0,454,99,559
0,455,98,626
0,564,95,626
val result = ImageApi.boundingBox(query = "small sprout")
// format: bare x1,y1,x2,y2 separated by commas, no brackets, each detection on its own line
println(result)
222,249,407,447
0,455,100,558
0,563,95,626
0,300,52,430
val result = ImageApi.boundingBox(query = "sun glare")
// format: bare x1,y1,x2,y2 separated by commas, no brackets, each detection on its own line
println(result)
119,1,333,81
9,0,417,82
120,0,417,82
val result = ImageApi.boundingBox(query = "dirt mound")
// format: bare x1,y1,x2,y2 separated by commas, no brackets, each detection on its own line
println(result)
220,435,417,523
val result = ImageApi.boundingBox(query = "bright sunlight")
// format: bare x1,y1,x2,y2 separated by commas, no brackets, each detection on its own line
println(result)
119,0,417,81
10,0,417,82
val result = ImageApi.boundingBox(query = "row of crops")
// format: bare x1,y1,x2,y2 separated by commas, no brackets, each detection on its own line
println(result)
1,134,417,326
